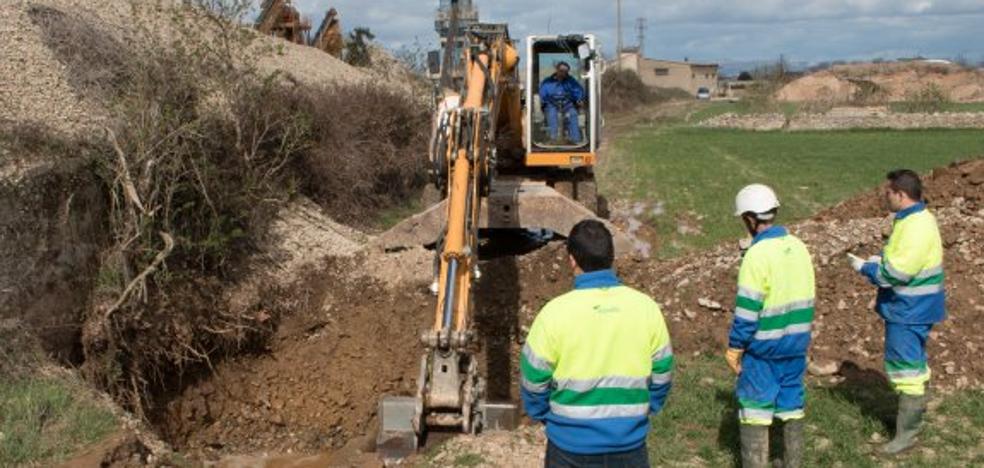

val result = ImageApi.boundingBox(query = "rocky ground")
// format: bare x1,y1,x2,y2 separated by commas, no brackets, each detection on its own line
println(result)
700,106,984,131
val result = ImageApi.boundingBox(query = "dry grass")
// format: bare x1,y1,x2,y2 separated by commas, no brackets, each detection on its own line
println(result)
290,84,430,224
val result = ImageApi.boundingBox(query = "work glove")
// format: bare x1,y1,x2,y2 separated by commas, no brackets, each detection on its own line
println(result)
868,255,882,265
847,253,865,272
738,237,752,257
725,348,743,375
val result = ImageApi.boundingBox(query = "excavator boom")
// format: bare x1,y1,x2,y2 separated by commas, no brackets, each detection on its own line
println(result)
378,28,520,463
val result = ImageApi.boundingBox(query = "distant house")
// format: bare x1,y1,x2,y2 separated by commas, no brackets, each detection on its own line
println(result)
614,51,719,95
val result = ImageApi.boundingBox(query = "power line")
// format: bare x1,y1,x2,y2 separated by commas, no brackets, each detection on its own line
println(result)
636,17,647,57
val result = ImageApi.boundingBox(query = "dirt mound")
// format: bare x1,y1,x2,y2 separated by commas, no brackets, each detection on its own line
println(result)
775,72,858,103
0,0,366,139
630,159,984,392
156,267,429,457
817,158,984,221
777,62,984,103
154,240,574,460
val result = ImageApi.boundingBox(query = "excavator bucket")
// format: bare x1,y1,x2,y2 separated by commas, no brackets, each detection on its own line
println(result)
373,178,638,255
376,396,519,463
376,396,418,463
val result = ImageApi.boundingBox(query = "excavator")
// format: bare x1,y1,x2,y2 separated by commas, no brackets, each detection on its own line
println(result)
375,22,633,462
255,0,310,45
311,8,343,58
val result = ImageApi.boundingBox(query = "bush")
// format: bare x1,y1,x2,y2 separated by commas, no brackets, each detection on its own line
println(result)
290,84,430,223
41,0,430,416
897,83,951,114
849,79,887,105
602,69,689,113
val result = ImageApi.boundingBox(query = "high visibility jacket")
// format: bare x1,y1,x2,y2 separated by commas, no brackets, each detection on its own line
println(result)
729,226,816,359
520,269,673,455
861,203,945,324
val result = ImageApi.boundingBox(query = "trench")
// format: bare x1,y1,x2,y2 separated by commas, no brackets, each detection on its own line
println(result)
145,229,570,462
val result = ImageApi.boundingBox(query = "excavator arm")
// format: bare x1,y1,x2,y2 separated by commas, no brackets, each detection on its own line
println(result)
377,30,521,462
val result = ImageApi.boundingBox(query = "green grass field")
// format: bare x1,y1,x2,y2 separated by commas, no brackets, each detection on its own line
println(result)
686,101,801,123
688,101,984,124
0,376,117,465
602,127,984,257
649,357,984,467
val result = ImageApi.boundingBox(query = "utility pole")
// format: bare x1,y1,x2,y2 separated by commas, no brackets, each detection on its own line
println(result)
440,0,460,89
636,17,647,57
616,0,623,69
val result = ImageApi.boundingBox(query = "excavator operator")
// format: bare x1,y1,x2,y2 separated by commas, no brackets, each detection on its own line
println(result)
539,61,585,143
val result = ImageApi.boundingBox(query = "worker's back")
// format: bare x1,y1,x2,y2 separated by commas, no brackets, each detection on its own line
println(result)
544,285,662,390
738,231,815,359
522,270,671,455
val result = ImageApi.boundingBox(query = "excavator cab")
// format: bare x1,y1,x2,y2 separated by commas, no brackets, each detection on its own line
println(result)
527,35,601,161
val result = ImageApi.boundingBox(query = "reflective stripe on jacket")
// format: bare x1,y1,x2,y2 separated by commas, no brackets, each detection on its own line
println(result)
729,226,816,358
520,269,672,455
861,203,945,324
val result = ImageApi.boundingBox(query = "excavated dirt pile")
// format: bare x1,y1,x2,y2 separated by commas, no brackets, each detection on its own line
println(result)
158,241,575,459
777,62,984,103
631,159,984,391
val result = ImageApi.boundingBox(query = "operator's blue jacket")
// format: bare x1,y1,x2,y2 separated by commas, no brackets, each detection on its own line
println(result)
539,75,585,108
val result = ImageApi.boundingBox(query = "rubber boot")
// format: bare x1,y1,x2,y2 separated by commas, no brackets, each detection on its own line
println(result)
782,419,804,468
740,424,770,468
881,393,927,455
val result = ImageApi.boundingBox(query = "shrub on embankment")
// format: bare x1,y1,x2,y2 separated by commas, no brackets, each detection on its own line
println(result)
602,68,692,113
3,0,428,417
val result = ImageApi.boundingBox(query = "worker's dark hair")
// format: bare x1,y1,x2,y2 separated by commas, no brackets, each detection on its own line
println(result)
567,219,614,272
886,169,923,201
556,61,571,71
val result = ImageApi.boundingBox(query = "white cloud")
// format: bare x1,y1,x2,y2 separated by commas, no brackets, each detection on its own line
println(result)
278,1,984,64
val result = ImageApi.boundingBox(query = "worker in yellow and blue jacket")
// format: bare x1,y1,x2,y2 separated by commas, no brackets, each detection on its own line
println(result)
726,184,815,468
848,169,945,455
521,219,672,468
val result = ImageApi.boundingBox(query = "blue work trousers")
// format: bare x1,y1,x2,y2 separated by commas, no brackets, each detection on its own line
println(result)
885,322,933,395
545,103,582,142
545,441,649,468
736,354,807,425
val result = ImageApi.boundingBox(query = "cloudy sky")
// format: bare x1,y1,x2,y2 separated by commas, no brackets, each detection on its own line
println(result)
284,0,984,66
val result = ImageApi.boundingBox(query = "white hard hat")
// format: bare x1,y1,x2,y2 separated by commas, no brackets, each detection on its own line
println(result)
734,184,780,218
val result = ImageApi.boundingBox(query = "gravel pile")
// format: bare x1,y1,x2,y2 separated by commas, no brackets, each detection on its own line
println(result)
0,0,367,140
